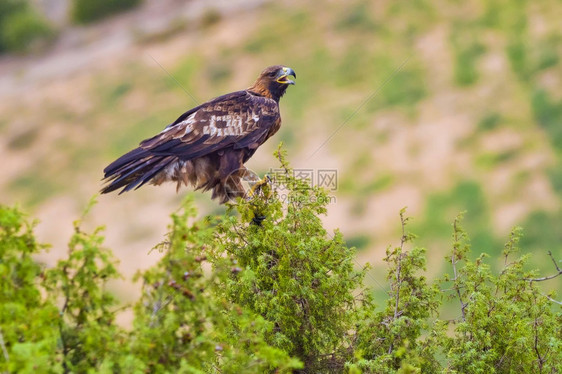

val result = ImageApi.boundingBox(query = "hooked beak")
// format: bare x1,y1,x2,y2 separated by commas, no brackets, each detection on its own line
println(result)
276,67,296,85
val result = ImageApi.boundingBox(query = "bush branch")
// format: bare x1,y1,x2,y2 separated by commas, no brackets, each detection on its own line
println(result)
0,326,9,364
540,292,562,306
524,251,562,282
452,218,467,322
388,209,407,355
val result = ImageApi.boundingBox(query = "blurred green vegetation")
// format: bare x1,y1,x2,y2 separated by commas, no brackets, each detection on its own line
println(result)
477,112,502,132
520,210,562,256
414,181,503,258
346,234,371,251
0,0,53,53
71,0,142,24
367,61,427,111
475,149,519,170
450,23,486,86
532,90,562,152
8,172,61,207
335,0,378,32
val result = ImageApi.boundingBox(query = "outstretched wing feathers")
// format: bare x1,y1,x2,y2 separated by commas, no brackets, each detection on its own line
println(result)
138,91,279,161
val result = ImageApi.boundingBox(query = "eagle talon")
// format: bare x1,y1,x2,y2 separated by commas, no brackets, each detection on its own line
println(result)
251,214,267,226
246,175,271,199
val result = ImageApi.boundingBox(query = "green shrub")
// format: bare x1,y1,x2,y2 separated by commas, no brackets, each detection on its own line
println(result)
71,0,142,24
335,0,378,32
415,180,502,257
440,218,562,373
378,67,427,109
450,23,486,86
353,210,442,373
477,112,502,132
0,204,60,372
453,41,486,86
213,148,366,371
1,149,561,373
0,0,53,53
531,89,562,152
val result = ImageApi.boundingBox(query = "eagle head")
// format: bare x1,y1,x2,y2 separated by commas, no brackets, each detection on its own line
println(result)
251,65,296,101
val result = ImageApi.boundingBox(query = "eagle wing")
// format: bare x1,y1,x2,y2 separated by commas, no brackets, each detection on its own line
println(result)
101,90,280,194
139,90,279,159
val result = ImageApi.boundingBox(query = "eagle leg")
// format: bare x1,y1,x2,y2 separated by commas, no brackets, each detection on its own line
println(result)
246,175,272,199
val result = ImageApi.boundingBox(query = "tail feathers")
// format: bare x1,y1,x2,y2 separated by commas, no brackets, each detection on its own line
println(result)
105,156,159,189
101,148,174,194
124,156,175,192
101,148,248,204
103,147,147,175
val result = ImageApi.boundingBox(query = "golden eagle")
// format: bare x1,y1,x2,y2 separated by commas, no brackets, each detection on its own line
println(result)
101,65,296,203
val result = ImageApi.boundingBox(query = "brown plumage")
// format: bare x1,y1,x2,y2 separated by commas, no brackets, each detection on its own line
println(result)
101,65,296,203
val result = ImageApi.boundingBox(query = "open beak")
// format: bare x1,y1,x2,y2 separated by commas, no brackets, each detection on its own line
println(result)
276,67,296,85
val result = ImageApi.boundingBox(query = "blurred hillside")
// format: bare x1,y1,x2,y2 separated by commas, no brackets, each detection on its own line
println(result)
1,0,562,301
